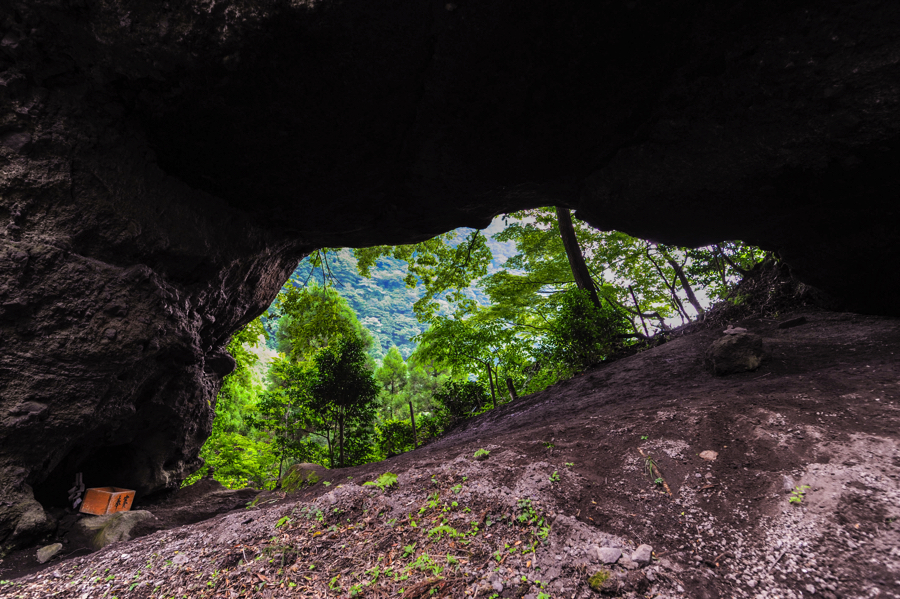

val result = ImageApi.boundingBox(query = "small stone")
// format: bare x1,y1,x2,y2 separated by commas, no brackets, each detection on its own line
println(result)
173,553,189,565
620,557,639,570
36,543,63,564
632,544,653,566
805,584,816,594
783,475,796,492
699,450,718,461
723,326,748,335
594,546,622,564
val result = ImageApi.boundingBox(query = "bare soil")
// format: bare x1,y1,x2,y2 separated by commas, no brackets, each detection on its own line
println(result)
1,308,898,599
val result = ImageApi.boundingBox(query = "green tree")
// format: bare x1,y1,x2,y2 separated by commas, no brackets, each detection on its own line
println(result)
272,284,374,362
256,358,328,480
185,317,281,489
311,336,380,468
539,288,631,374
413,314,529,408
353,229,493,321
375,346,408,411
431,380,490,421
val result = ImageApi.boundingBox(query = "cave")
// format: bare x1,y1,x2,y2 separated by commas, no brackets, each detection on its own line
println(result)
1,0,899,554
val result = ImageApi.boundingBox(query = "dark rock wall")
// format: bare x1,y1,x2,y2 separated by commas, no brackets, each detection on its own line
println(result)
1,0,898,553
0,0,309,553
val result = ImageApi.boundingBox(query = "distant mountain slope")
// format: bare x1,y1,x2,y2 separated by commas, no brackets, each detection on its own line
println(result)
265,219,516,359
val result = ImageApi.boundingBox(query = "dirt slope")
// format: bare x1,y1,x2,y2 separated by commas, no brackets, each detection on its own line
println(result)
2,309,898,599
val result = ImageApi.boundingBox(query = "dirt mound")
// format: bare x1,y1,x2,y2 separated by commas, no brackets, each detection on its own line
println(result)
3,310,898,598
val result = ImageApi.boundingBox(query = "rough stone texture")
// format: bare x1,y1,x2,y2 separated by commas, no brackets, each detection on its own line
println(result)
35,542,61,564
704,333,765,375
632,544,653,566
1,0,900,554
593,546,623,565
68,511,154,551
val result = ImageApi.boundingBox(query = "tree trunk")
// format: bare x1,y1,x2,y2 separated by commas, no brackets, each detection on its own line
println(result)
628,285,649,337
486,366,497,409
338,414,345,468
408,401,418,449
505,377,518,402
645,245,690,322
663,253,704,315
555,207,601,308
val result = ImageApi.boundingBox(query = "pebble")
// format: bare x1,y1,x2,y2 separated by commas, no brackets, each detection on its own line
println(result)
783,475,796,492
805,584,816,594
700,450,718,461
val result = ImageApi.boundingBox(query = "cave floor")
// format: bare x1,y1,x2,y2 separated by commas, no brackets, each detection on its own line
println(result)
1,309,898,598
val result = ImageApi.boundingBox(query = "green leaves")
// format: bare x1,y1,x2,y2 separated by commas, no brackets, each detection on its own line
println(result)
273,284,374,363
363,472,398,491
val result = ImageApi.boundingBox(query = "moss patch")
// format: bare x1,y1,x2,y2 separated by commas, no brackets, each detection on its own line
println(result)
588,569,611,591
281,464,322,493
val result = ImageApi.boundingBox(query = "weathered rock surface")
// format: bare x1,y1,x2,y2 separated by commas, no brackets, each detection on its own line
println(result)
35,543,61,564
2,0,900,554
632,544,653,566
69,511,154,551
705,333,765,375
594,546,623,565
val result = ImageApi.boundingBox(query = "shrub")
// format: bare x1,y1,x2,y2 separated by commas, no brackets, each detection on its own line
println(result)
432,381,490,421
539,289,630,373
376,418,416,457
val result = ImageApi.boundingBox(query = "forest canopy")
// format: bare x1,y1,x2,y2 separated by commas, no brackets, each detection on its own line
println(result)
186,207,767,489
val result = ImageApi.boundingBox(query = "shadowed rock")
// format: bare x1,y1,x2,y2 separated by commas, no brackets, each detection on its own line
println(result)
2,0,900,553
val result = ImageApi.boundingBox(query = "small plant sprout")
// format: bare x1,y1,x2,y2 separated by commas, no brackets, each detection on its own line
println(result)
322,481,331,487
549,470,560,484
654,477,664,486
565,462,574,467
474,448,490,460
644,454,657,476
640,435,649,440
543,441,555,449
363,472,398,491
789,485,811,504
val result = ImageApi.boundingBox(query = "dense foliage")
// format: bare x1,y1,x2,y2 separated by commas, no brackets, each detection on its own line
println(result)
188,207,767,490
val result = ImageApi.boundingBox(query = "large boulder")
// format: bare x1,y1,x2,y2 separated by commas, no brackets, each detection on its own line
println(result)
4,491,57,554
705,333,765,376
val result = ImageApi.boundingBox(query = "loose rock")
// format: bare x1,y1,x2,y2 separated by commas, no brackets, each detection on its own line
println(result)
705,332,765,375
36,543,62,564
631,544,653,566
69,511,153,550
593,546,622,564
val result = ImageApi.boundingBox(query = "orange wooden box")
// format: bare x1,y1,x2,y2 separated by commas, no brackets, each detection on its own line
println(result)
79,487,135,516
